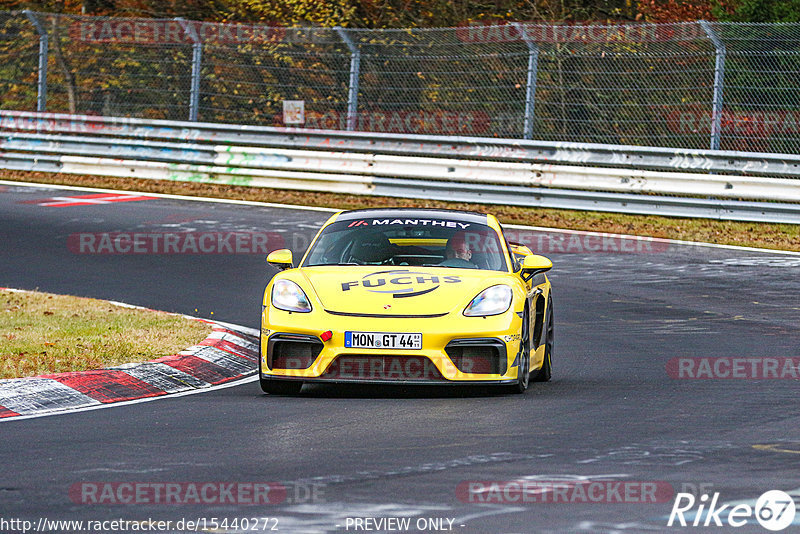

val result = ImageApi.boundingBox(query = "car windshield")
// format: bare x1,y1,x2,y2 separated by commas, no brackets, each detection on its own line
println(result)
303,217,508,271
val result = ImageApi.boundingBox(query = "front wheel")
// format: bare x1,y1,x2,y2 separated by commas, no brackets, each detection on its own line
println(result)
510,309,530,394
531,297,553,382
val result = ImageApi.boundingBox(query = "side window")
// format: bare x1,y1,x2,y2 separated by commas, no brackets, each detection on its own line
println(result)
497,223,519,271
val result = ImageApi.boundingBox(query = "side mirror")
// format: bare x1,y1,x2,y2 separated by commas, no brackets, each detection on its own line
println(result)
520,254,552,282
267,249,293,270
509,243,535,272
509,243,534,257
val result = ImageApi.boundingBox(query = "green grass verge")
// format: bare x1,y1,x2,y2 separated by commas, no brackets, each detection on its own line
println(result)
0,289,212,379
2,171,800,252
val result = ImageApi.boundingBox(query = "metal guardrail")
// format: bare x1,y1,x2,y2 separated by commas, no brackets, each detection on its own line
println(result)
5,13,800,156
4,111,800,176
1,111,800,224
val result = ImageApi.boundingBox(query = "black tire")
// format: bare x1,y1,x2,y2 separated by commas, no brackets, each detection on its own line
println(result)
532,297,553,382
260,378,303,395
510,309,531,394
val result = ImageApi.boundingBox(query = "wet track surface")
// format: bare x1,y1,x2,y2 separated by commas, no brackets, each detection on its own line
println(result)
1,183,800,533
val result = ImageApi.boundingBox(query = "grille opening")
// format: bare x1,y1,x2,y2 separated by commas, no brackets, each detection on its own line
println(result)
320,355,446,381
446,341,506,375
269,336,322,370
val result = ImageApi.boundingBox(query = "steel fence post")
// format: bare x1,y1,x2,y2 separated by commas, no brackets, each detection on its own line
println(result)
335,27,360,131
176,18,202,122
699,20,726,151
23,10,48,113
513,23,539,140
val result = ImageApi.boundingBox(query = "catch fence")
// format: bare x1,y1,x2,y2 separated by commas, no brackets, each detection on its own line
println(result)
2,13,800,154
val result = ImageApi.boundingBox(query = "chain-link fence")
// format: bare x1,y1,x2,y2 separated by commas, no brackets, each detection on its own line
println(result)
2,12,800,154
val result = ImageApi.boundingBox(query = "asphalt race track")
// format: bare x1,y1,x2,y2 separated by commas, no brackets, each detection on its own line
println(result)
2,182,800,534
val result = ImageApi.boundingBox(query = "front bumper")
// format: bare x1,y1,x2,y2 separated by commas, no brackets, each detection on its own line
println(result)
261,307,523,384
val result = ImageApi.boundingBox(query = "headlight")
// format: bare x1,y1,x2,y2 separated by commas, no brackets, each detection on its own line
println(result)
271,279,312,313
463,285,513,317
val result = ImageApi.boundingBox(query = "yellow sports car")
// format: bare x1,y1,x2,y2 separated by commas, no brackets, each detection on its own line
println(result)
260,208,554,394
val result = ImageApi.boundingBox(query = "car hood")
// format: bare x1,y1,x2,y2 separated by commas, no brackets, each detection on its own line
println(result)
300,266,506,316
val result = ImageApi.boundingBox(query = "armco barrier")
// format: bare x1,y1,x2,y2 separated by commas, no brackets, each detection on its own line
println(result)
1,110,800,223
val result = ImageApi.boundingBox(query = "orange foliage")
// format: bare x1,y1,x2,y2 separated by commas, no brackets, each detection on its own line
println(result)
636,0,720,22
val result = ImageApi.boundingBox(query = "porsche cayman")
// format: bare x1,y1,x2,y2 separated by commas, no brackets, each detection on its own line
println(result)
260,208,554,394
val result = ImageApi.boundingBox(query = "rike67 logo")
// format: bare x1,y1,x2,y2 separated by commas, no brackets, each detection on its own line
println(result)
668,490,796,531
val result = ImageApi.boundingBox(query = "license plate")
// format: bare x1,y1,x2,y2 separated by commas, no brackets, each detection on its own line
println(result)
345,331,422,350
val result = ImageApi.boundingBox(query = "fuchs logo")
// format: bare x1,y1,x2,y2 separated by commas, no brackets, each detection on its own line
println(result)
347,219,471,229
341,270,461,298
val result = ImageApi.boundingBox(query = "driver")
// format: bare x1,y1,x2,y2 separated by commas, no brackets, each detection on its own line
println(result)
439,232,477,268
444,233,472,261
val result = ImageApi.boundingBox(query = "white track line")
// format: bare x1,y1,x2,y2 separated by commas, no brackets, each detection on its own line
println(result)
504,223,800,256
0,375,259,423
3,178,798,256
0,179,339,213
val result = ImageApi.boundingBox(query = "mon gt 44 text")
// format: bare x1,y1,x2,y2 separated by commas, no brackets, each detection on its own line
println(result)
259,208,554,394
